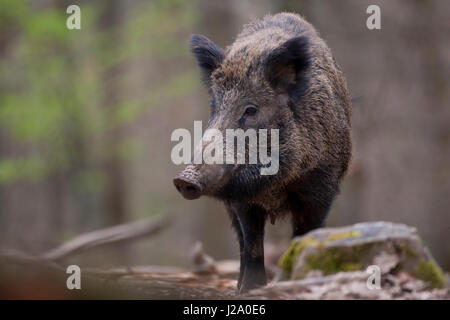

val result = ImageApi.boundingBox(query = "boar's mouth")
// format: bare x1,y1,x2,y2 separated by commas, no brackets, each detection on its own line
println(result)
173,176,203,200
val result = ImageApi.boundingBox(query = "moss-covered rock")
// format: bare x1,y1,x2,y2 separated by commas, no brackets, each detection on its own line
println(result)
415,261,446,289
278,221,448,289
279,236,320,276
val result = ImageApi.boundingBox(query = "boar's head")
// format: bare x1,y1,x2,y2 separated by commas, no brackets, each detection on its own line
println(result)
174,33,311,201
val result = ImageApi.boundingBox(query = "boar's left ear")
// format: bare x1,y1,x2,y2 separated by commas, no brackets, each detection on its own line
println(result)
190,34,225,87
265,36,311,97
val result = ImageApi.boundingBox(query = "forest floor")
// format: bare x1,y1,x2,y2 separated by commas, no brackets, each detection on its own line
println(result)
1,220,449,300
81,260,449,300
1,250,449,300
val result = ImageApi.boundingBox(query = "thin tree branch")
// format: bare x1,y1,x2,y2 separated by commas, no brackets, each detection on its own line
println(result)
40,214,172,261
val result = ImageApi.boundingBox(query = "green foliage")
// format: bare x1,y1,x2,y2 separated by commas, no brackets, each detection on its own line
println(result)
0,157,47,184
0,0,198,188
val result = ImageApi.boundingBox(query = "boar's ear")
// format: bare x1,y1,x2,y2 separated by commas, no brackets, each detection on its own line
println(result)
265,36,311,97
190,34,225,87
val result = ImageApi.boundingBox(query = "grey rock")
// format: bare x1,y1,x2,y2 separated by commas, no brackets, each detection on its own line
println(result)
278,221,448,289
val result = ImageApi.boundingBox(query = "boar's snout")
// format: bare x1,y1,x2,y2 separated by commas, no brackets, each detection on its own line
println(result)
174,162,230,200
173,175,202,200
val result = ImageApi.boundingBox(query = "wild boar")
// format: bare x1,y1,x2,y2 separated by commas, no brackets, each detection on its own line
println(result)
174,12,352,293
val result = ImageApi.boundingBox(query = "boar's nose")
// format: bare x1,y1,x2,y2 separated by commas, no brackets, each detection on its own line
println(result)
173,177,202,200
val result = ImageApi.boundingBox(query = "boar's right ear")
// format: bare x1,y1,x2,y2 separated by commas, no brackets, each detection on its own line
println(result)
265,36,311,97
190,34,225,87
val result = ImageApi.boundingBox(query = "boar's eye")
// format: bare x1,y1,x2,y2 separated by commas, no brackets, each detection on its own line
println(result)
243,104,258,117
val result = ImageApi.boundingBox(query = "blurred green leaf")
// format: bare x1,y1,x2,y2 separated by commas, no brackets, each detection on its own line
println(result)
0,0,199,188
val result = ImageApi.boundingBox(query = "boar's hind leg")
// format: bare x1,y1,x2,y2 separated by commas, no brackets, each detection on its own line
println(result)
289,193,333,237
229,205,267,294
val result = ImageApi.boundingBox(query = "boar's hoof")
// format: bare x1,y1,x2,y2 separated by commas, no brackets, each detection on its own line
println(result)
238,270,267,294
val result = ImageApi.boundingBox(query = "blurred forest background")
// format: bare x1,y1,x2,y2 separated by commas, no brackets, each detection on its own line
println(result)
0,0,449,272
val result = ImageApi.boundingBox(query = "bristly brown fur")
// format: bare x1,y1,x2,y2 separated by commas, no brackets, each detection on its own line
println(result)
186,12,352,293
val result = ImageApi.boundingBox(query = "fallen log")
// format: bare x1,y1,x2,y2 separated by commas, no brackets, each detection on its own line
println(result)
40,214,172,262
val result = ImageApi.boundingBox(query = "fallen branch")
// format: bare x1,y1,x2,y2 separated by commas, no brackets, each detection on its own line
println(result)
40,214,172,261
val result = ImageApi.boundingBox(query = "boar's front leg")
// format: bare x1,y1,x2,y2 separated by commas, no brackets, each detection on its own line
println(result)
228,203,267,294
227,204,245,290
